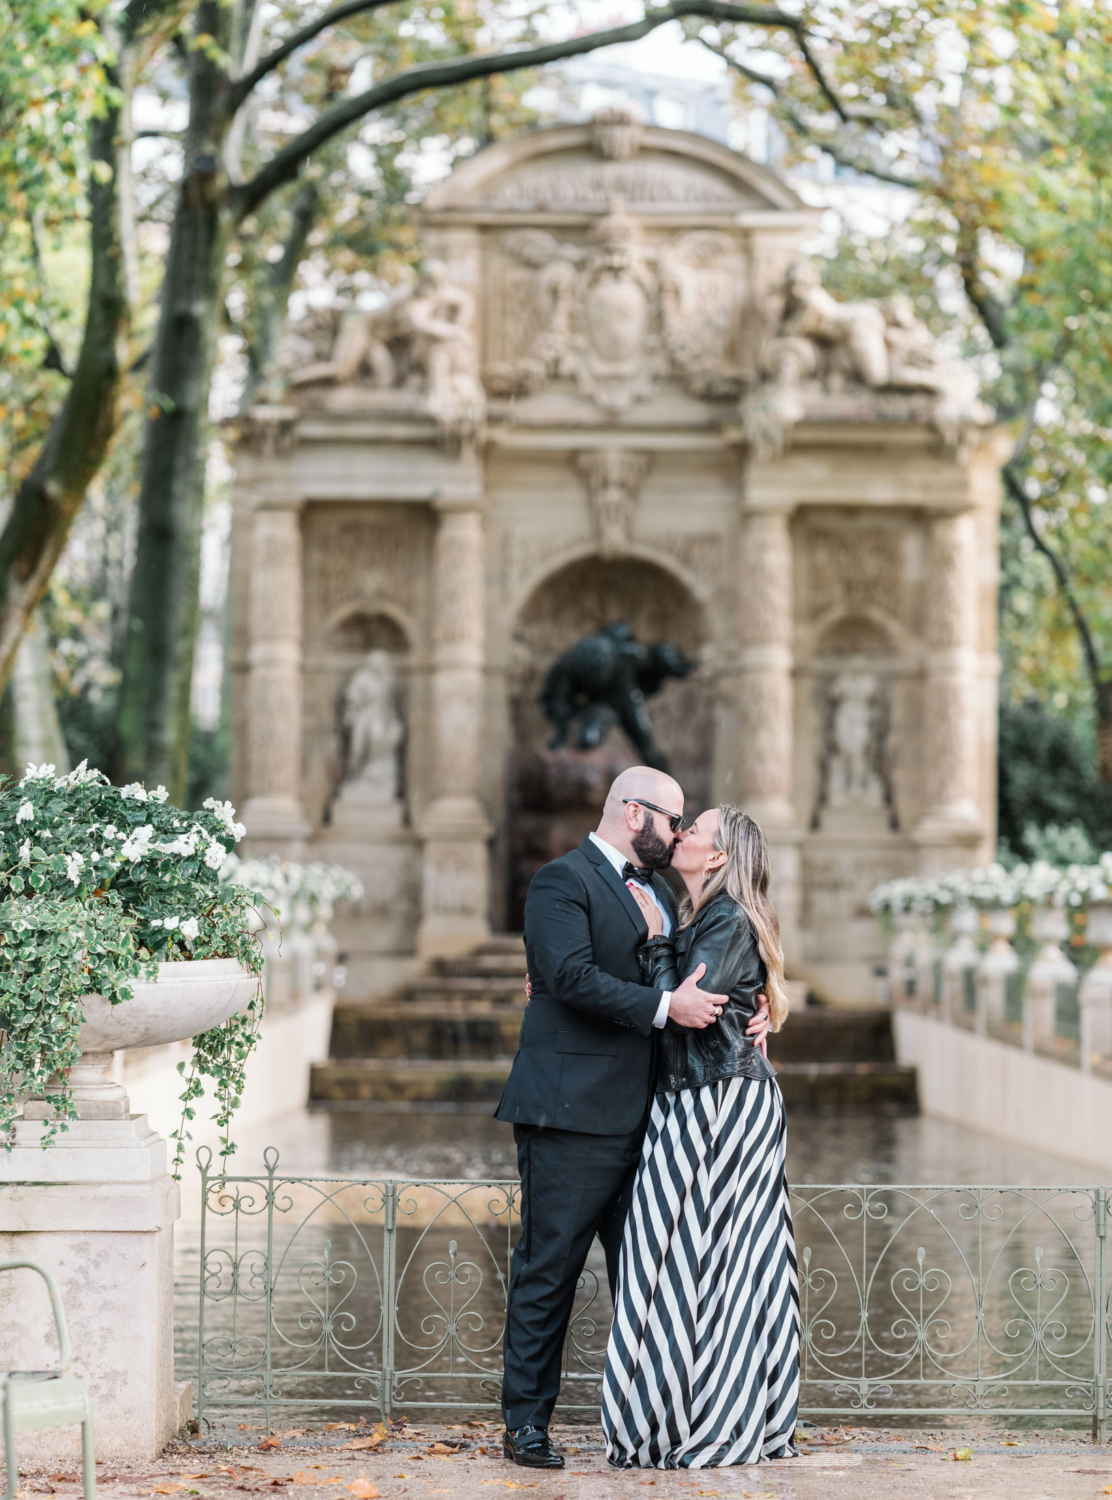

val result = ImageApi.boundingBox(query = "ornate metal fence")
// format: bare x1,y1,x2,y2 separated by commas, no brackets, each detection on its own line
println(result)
193,1149,1112,1435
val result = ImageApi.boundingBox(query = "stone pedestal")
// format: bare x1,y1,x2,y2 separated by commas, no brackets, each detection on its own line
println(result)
0,1117,180,1462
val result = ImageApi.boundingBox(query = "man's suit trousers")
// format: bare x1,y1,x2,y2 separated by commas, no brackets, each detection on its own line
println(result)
501,1122,644,1430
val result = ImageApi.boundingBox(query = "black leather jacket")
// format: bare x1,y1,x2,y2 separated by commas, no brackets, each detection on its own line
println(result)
639,891,776,1091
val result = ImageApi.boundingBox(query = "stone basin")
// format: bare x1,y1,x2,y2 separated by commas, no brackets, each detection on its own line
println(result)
24,956,260,1121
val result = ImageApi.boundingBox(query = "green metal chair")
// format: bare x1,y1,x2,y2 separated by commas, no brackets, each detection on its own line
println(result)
1,1260,95,1500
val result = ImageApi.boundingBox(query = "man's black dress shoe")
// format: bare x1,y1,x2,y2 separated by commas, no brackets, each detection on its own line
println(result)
502,1426,565,1469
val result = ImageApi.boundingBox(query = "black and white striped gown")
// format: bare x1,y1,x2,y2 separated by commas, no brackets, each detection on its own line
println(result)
602,1074,800,1468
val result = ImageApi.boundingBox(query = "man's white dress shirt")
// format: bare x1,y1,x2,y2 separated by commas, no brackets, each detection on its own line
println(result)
588,831,672,1028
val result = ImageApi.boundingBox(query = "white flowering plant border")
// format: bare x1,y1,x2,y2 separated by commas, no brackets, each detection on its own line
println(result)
870,855,1112,920
0,761,266,1161
222,854,365,930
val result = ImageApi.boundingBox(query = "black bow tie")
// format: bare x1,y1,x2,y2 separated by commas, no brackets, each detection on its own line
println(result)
622,862,655,884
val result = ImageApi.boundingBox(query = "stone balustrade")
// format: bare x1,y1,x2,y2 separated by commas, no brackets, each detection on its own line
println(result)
873,859,1112,1075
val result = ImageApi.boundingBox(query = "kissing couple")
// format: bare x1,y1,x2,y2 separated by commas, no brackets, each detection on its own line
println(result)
495,766,800,1470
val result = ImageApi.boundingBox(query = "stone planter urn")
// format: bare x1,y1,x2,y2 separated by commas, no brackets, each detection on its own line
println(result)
976,906,1018,1033
1081,901,1112,1072
888,911,917,1003
22,957,259,1121
1024,905,1076,1052
941,904,979,1024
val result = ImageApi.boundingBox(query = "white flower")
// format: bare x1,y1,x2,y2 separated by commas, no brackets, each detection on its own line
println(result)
162,915,180,930
150,918,164,928
120,783,149,803
18,839,30,863
19,763,55,785
103,825,117,839
203,798,247,841
180,916,200,941
120,824,155,861
149,785,169,803
15,801,34,824
53,759,106,790
203,839,226,871
65,851,85,886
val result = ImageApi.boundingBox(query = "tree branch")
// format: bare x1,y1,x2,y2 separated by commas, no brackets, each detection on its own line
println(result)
701,37,928,189
230,0,398,109
233,1,806,217
956,226,1009,350
1003,463,1105,693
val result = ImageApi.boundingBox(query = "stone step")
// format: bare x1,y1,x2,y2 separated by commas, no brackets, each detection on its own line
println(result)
331,1004,523,1060
310,1055,918,1112
434,951,527,980
774,1006,895,1064
772,1060,919,1115
310,1057,513,1106
408,974,527,1006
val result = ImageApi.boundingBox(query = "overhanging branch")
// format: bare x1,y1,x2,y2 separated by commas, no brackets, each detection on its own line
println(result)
230,0,398,109
1003,463,1105,693
232,0,806,217
700,36,928,190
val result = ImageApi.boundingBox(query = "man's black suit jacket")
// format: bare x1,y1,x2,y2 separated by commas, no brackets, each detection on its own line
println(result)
495,836,678,1136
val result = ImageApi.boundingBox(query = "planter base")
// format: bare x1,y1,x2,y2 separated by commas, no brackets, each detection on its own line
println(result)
0,1116,179,1461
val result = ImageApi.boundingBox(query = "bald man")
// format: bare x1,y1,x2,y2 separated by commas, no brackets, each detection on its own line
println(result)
496,768,768,1467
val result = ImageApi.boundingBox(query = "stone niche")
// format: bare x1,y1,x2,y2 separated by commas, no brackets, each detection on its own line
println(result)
230,110,1006,1004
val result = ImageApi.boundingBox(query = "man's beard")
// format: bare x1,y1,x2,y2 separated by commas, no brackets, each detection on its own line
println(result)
631,823,675,870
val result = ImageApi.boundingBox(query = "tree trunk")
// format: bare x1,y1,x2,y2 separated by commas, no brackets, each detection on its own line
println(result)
241,181,319,408
1097,680,1112,784
114,3,234,800
0,98,128,695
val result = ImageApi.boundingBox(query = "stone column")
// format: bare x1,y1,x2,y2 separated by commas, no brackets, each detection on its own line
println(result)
738,505,802,963
417,501,491,957
915,510,982,863
241,504,310,847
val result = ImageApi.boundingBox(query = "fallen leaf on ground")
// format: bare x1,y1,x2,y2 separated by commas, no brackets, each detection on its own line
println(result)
258,1440,282,1452
1103,1486,1112,1495
151,1486,188,1495
340,1440,382,1453
427,1444,460,1455
288,1477,342,1488
951,1450,973,1462
345,1472,379,1499
324,1423,357,1432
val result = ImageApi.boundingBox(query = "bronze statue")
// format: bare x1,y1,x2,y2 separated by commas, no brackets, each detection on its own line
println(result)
540,622,693,771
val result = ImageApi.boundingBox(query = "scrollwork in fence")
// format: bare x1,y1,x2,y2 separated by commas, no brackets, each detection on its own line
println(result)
193,1154,1112,1435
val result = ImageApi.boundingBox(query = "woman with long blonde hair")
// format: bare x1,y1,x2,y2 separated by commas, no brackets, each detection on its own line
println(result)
602,804,800,1468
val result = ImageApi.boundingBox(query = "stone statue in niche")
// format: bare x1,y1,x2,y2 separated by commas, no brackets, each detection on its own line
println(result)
338,650,404,820
743,260,983,458
540,622,694,772
812,668,897,830
285,261,484,444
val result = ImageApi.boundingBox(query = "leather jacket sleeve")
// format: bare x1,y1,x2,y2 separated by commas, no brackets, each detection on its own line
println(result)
638,895,775,1089
638,901,759,996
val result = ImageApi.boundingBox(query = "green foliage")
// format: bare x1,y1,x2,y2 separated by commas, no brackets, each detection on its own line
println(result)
0,761,263,1161
997,700,1112,854
717,1,1112,751
0,1,114,491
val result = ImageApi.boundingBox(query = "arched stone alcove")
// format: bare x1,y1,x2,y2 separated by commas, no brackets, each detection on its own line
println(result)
506,554,709,927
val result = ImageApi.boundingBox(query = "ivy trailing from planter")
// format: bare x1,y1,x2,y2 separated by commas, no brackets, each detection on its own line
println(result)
0,761,265,1163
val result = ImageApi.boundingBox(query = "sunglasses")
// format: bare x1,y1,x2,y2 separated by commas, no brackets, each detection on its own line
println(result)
622,798,685,834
